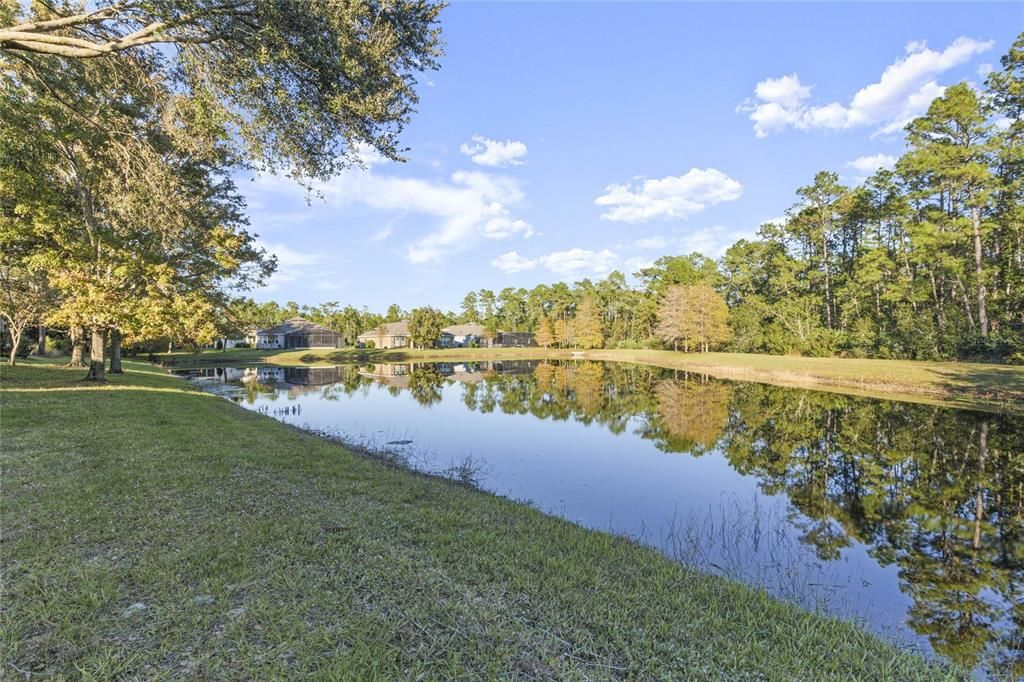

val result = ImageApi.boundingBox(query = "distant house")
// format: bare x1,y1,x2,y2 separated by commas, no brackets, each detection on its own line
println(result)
495,331,535,347
357,320,410,349
441,323,534,348
357,320,454,349
443,323,488,347
253,317,344,350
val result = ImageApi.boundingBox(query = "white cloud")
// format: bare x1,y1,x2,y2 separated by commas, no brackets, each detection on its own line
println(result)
254,241,325,292
259,241,322,267
595,168,743,223
459,135,528,167
739,36,994,137
846,153,898,174
369,227,392,242
633,236,668,249
978,63,994,77
491,251,537,274
352,141,388,168
540,248,618,276
311,167,531,264
624,256,656,273
483,217,535,240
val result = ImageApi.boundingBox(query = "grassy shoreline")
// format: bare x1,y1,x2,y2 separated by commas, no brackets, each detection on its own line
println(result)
158,347,1024,415
1,358,955,679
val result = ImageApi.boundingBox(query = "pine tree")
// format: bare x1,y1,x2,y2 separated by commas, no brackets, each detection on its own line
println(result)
535,315,555,348
574,295,604,349
554,317,571,348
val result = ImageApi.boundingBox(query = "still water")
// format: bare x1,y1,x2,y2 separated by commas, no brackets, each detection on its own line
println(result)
177,360,1024,676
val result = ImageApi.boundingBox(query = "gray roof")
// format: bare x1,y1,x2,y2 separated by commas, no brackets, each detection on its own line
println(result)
257,317,339,336
442,323,486,336
358,320,410,338
358,319,457,339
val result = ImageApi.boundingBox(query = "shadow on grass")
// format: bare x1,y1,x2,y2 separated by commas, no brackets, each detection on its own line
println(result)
930,364,1024,400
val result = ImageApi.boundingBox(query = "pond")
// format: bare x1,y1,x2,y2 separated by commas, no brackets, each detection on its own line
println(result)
176,360,1024,677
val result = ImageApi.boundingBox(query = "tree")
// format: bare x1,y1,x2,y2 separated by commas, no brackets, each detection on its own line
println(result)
385,304,405,323
2,0,444,182
574,295,604,349
788,172,847,330
0,262,52,366
903,83,995,339
554,317,571,348
408,306,445,349
637,253,721,296
460,292,480,323
657,285,730,352
1,52,272,379
535,315,555,348
985,36,1024,352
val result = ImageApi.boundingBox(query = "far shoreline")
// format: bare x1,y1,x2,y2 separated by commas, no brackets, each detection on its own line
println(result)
156,347,1024,416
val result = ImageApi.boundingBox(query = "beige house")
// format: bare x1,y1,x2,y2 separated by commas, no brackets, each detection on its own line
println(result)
357,320,411,349
357,320,455,349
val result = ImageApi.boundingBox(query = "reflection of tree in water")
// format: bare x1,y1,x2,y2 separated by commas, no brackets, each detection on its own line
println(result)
407,365,445,406
240,360,1024,674
719,384,1024,676
650,376,730,454
444,364,1024,674
571,362,605,415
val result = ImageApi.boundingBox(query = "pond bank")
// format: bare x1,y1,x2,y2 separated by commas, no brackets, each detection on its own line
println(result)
159,347,1024,414
1,359,953,679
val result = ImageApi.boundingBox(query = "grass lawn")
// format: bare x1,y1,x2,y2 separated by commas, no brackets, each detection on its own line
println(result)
159,346,1024,415
1,358,957,679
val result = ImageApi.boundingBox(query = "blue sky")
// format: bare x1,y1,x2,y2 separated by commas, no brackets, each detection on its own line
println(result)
241,2,1021,312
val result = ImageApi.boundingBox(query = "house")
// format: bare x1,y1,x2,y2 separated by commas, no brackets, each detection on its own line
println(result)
357,320,454,349
443,323,488,347
357,320,410,349
253,317,345,350
495,331,535,347
440,323,535,348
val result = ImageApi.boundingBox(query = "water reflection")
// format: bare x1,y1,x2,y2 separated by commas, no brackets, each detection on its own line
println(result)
178,360,1024,676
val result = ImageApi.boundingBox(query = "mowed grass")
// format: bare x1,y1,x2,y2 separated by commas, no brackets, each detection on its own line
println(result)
160,346,1024,414
0,359,958,679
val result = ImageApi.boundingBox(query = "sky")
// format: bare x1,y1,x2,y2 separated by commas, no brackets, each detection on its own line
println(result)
240,2,1023,312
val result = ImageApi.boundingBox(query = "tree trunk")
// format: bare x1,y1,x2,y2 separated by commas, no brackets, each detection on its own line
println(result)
33,325,46,355
7,325,21,366
973,420,988,549
823,233,832,328
971,207,989,338
109,328,123,373
85,328,106,381
69,326,86,367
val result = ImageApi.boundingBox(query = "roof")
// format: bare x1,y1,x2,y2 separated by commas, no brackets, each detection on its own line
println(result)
443,323,486,336
357,319,456,339
256,317,340,336
358,319,410,338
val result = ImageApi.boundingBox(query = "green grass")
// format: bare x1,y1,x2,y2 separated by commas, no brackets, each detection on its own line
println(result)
1,358,957,679
159,346,1024,414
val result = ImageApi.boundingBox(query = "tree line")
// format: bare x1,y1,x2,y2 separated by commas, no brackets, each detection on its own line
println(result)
222,35,1023,362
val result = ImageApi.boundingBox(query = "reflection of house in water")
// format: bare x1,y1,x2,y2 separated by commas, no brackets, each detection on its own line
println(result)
184,366,352,391
358,363,412,388
179,366,254,382
358,360,539,389
242,367,286,384
281,366,351,386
